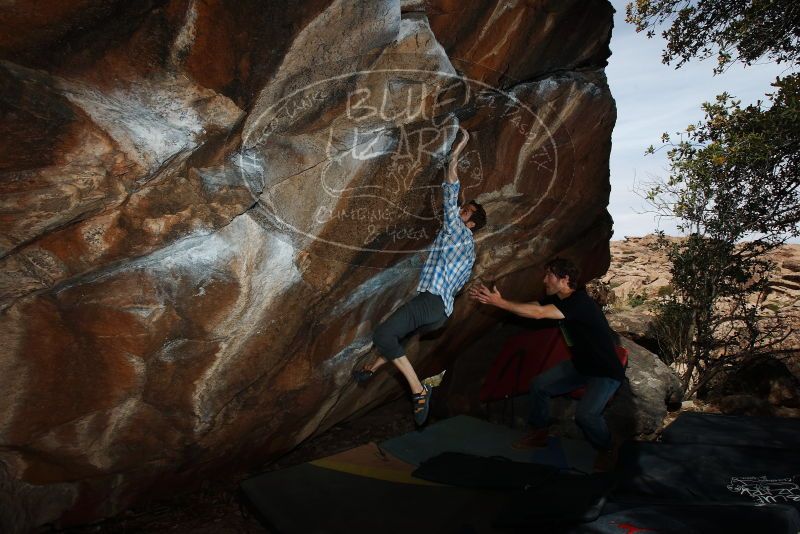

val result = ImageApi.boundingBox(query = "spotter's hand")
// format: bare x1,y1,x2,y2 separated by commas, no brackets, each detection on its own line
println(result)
468,283,502,307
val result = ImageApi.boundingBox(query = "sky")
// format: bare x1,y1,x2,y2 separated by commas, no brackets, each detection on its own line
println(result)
605,0,795,241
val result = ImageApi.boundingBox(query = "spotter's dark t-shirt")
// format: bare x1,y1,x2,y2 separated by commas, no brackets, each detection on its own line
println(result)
544,289,625,381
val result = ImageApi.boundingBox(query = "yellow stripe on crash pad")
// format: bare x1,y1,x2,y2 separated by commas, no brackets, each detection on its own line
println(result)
309,458,441,486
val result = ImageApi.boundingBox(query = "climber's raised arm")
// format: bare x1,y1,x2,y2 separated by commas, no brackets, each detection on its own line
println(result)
446,129,469,184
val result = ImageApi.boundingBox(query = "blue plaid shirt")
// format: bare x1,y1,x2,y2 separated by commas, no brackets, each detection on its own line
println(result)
417,181,475,316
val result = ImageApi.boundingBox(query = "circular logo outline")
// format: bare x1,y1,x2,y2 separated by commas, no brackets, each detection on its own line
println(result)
237,67,565,254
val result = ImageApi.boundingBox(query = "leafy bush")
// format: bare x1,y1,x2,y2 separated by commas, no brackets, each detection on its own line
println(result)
627,291,648,308
657,285,673,297
649,296,694,368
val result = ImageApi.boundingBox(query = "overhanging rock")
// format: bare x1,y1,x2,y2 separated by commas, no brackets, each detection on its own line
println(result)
0,0,617,529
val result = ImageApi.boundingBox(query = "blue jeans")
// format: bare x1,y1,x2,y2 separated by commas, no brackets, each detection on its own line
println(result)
528,360,621,450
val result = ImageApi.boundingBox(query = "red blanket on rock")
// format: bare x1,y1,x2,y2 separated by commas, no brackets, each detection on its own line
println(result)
479,327,628,402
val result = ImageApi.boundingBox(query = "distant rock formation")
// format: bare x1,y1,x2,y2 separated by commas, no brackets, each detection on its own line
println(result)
602,235,800,414
602,236,800,359
0,0,617,529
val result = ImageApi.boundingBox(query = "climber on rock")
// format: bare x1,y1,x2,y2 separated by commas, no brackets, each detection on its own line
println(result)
469,258,625,452
352,128,487,426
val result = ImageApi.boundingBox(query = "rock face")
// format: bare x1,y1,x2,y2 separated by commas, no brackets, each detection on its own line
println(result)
0,0,617,529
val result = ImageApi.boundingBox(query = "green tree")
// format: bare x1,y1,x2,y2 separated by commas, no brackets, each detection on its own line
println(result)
626,0,800,72
646,77,799,395
627,0,800,396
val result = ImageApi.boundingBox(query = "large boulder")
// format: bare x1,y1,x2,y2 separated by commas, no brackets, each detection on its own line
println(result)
0,0,617,529
702,356,800,413
604,337,683,437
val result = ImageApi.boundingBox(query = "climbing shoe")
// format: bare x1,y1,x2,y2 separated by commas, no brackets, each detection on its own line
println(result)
412,384,433,426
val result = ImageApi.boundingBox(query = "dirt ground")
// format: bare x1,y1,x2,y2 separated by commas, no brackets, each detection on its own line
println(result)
54,398,417,534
